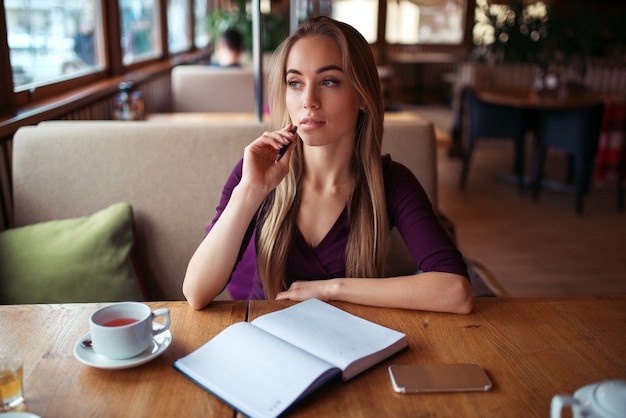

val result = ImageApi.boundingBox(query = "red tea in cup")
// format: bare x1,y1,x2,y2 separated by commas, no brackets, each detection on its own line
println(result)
102,318,139,327
89,302,171,359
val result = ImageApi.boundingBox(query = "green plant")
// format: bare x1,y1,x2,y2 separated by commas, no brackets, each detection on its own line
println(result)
206,1,249,48
473,0,550,64
206,0,288,52
472,0,625,65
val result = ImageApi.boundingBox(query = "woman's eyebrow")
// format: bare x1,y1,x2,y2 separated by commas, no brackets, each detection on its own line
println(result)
286,65,344,76
316,65,343,74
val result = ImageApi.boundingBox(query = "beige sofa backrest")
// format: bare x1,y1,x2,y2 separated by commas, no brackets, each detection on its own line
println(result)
12,119,436,300
171,65,257,112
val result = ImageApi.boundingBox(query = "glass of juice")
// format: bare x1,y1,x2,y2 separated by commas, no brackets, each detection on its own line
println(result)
0,357,24,411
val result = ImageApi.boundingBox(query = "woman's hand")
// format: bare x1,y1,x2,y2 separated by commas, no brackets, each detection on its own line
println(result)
240,125,297,196
276,279,338,302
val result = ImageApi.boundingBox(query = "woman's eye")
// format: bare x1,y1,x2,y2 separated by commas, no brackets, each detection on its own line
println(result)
287,80,301,89
322,79,338,87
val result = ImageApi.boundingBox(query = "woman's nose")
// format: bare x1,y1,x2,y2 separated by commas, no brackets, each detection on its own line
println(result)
303,86,320,109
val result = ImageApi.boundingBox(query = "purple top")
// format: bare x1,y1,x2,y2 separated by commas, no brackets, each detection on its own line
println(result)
206,155,468,300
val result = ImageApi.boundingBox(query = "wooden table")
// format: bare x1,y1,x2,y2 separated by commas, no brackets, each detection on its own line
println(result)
1,297,625,417
473,85,603,110
0,301,247,417
248,297,626,417
474,88,626,209
467,85,606,196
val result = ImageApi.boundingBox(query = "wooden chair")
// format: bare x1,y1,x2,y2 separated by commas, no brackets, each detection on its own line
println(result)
593,98,626,212
459,88,527,191
619,142,625,212
531,102,605,214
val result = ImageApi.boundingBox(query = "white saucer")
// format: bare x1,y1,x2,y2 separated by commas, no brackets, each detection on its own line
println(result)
73,330,172,370
0,413,41,417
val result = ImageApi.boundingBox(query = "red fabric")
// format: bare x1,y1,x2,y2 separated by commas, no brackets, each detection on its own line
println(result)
595,98,626,185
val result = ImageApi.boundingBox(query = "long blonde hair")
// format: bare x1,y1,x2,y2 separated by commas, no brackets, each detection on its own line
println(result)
256,16,388,298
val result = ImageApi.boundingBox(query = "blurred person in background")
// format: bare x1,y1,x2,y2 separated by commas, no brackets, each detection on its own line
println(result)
213,28,243,68
74,20,95,65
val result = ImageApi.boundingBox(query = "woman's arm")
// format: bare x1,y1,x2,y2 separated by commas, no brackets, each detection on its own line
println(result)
184,183,266,309
277,159,473,314
183,127,297,309
276,272,473,314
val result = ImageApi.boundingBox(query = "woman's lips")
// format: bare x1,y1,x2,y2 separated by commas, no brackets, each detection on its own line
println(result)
299,118,325,129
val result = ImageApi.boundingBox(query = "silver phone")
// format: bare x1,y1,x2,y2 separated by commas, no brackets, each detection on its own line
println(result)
388,363,492,394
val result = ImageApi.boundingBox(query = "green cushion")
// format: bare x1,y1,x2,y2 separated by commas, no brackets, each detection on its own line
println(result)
0,202,145,304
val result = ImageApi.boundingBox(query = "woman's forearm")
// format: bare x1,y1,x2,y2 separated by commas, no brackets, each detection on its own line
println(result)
334,273,473,313
277,273,473,314
183,184,267,309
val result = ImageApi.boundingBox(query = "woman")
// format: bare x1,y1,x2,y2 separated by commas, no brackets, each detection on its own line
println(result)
183,16,473,314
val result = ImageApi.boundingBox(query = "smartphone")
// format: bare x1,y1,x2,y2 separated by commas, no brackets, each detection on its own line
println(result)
388,364,492,394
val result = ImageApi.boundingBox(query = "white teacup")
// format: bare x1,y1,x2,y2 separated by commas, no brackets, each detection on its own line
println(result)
89,302,171,360
551,380,626,418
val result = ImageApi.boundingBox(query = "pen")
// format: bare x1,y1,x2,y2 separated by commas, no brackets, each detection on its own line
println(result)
275,125,297,163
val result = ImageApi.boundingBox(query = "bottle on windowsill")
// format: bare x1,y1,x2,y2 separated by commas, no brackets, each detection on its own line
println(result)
114,81,134,121
534,66,545,94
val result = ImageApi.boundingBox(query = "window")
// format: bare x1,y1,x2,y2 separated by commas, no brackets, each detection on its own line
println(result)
328,0,466,45
5,0,104,92
119,0,162,65
168,0,191,53
386,0,465,44
386,1,420,44
331,0,378,43
194,0,209,48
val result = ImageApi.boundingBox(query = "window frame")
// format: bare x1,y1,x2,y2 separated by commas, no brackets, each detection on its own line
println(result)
0,0,204,115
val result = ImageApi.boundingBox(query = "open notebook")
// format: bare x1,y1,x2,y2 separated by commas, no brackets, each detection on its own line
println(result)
174,298,407,418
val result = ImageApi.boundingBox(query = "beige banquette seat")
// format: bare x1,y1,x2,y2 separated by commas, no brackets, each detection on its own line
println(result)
10,119,438,301
171,65,257,112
